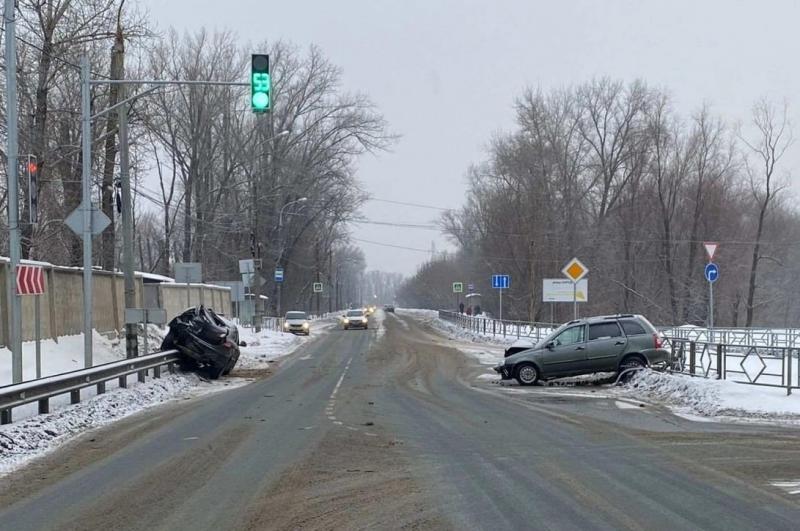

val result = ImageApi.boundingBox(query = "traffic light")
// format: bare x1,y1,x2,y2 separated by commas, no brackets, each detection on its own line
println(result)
26,155,38,224
251,54,270,113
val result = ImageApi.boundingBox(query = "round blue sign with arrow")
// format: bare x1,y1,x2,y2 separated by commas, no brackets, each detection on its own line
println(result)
704,262,719,283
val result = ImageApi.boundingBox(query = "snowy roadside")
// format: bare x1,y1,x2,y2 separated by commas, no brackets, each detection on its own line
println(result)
617,370,800,425
0,321,332,477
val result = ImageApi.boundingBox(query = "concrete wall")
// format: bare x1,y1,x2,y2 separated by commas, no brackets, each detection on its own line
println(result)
0,262,231,346
158,283,232,323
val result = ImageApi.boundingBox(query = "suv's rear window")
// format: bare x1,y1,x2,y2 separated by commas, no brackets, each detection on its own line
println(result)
620,320,646,336
588,322,622,340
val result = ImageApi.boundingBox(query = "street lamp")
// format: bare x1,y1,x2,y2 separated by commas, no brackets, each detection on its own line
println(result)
275,196,308,317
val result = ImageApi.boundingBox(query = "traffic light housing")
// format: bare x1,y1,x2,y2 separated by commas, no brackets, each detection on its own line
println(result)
26,155,38,224
251,54,270,113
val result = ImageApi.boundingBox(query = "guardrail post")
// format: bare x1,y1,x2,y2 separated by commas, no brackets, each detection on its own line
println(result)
97,381,106,394
138,369,146,384
492,320,496,336
70,390,80,404
118,376,127,389
1,409,11,425
153,365,161,379
38,398,49,415
787,349,793,396
689,341,696,375
503,321,506,338
716,343,723,379
168,362,176,374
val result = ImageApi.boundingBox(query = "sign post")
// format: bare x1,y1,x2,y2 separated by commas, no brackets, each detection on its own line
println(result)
453,282,463,312
704,242,719,338
275,267,284,317
561,258,589,319
705,262,719,331
16,265,45,378
491,274,510,321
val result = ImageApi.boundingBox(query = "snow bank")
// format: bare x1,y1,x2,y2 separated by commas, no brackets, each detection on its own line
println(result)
0,373,229,476
620,370,800,422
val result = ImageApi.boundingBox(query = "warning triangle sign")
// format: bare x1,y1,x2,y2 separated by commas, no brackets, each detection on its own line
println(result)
703,242,718,261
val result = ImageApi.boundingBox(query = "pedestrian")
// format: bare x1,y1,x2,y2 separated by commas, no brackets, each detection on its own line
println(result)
475,304,481,316
466,306,472,316
459,302,465,314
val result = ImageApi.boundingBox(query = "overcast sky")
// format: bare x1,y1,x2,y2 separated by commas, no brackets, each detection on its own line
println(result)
141,0,800,276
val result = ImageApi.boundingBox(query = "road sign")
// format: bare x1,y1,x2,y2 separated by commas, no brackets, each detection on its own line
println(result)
562,257,588,283
65,202,111,236
214,281,246,302
542,278,588,302
492,274,510,289
174,262,202,284
453,282,463,293
16,265,44,295
275,268,284,283
705,263,719,283
704,242,718,261
313,282,323,293
238,259,255,274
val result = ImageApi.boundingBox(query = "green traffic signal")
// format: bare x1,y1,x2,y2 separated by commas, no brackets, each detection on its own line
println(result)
251,54,270,113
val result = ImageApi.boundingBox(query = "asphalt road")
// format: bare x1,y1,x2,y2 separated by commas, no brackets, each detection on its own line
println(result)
2,311,800,530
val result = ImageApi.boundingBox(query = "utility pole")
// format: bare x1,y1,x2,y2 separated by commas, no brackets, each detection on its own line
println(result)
4,0,23,382
81,56,94,367
119,92,138,358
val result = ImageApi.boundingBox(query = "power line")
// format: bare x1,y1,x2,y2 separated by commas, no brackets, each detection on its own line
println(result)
367,197,455,212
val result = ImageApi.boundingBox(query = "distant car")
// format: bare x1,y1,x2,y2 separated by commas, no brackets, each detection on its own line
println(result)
494,314,668,385
383,304,395,313
343,309,369,330
283,311,310,336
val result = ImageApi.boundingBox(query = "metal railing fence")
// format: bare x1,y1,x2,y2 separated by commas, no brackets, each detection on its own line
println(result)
665,337,799,396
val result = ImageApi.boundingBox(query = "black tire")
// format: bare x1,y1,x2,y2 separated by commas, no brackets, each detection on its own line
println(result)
618,355,646,382
515,363,539,386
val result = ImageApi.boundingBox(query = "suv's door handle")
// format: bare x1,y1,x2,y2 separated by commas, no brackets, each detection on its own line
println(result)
575,346,585,350
615,341,626,345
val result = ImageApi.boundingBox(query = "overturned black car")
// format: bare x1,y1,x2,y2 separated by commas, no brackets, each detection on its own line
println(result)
161,306,240,379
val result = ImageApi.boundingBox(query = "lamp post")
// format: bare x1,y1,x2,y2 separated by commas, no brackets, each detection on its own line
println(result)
251,129,290,332
275,196,307,317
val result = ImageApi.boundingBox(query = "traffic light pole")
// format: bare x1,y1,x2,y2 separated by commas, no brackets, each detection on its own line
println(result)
78,56,249,367
4,0,23,382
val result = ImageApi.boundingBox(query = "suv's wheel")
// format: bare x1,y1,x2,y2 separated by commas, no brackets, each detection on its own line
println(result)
515,363,539,386
618,355,646,382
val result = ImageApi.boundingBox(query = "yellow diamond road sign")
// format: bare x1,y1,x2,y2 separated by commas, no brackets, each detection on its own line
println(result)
562,257,588,283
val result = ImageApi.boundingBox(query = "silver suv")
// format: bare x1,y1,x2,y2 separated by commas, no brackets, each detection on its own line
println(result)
494,314,668,385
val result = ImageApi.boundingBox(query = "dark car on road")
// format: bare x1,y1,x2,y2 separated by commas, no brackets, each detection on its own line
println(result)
343,309,369,330
494,314,668,385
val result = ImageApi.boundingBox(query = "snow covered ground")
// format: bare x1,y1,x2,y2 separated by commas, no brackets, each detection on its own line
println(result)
618,370,800,425
0,321,330,477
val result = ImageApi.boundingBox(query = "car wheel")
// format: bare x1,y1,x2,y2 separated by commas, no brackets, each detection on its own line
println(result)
515,363,539,386
618,355,646,381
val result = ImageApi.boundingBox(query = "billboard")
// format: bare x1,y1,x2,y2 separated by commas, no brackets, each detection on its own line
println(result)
542,278,588,302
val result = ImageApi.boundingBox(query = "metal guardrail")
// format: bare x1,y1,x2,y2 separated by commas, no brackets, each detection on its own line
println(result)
665,337,799,395
0,349,180,424
438,310,556,341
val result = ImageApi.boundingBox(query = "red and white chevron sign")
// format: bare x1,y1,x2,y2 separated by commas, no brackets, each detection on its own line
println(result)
16,265,45,295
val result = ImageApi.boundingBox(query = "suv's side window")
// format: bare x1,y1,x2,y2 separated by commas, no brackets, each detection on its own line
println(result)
588,322,623,341
554,326,585,346
620,320,646,336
